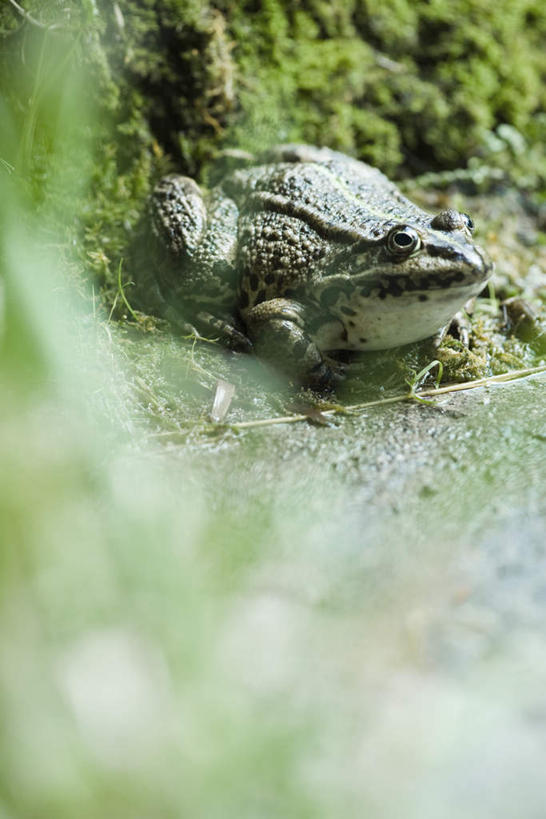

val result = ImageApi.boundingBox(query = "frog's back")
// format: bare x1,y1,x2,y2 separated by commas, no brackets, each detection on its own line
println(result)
222,145,428,244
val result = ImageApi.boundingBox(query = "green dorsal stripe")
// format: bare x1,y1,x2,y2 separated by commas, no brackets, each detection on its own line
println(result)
311,163,471,252
247,190,378,245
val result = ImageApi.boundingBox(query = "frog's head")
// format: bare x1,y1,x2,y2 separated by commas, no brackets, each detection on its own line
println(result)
376,208,492,292
351,208,492,290
319,208,493,350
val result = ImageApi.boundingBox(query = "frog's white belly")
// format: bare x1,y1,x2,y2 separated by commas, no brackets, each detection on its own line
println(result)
314,286,478,351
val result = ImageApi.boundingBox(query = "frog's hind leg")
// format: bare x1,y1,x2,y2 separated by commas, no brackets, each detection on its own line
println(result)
150,174,207,259
147,175,245,353
244,298,338,389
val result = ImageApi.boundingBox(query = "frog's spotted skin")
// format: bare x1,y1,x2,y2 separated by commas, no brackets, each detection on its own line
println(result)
149,144,492,388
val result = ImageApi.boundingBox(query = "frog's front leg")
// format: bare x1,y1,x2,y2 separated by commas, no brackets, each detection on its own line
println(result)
244,298,336,389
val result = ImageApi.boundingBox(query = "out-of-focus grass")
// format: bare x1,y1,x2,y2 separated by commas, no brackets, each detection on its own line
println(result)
1,105,322,814
2,19,546,819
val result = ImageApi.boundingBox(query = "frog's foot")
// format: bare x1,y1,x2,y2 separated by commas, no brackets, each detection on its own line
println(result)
244,298,338,390
447,310,472,347
323,353,349,381
150,174,206,259
162,302,250,352
138,284,198,335
163,306,200,337
434,310,472,348
195,311,252,352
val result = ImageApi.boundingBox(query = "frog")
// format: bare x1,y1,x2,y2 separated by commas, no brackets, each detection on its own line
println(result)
148,143,493,389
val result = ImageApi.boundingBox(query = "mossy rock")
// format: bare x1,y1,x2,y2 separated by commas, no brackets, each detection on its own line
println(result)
2,0,545,263
0,0,545,385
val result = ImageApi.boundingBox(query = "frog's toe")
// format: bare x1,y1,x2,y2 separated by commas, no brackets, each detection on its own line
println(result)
434,310,472,348
195,311,253,352
447,310,472,347
305,360,345,392
163,305,200,337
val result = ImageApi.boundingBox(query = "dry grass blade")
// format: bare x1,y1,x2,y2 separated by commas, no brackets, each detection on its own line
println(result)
230,364,546,431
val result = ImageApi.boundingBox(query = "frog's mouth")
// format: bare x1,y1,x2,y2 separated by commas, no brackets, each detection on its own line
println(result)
351,247,493,299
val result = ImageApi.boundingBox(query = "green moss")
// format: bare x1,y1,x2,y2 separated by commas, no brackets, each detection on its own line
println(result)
222,0,546,178
1,0,239,296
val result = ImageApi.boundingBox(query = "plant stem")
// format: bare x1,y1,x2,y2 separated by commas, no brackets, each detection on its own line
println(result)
229,364,546,431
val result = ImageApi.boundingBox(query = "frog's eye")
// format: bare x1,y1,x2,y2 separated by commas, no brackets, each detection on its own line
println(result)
387,226,421,256
462,213,474,232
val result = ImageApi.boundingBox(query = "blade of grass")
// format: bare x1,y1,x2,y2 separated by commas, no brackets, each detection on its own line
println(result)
221,364,546,431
